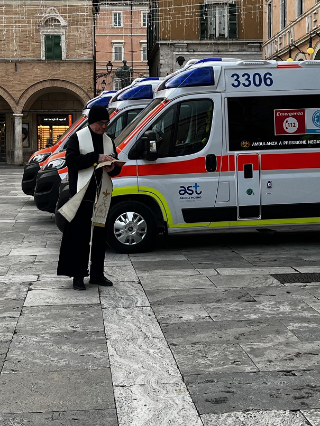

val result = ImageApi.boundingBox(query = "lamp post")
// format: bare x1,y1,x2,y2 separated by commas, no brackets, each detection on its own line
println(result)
96,60,113,94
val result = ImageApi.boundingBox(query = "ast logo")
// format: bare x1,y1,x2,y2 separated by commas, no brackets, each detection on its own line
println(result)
179,183,202,201
179,183,202,196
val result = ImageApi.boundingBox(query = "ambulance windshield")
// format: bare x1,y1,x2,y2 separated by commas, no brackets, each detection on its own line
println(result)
114,98,164,147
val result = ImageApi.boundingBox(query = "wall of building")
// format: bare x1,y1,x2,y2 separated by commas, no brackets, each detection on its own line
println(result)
156,41,263,76
263,0,320,60
148,0,263,78
0,0,94,164
0,1,93,59
95,0,149,92
156,0,262,41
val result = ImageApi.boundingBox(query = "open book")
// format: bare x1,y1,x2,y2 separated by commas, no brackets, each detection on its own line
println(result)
96,159,126,169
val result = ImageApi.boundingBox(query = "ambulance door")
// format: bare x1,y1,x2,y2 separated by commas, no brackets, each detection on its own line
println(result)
236,153,261,219
134,95,222,226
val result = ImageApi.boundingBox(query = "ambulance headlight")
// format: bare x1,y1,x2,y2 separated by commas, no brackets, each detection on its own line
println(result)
30,153,51,164
44,158,66,170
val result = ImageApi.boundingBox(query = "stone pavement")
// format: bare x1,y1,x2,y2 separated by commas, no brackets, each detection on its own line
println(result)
2,165,320,425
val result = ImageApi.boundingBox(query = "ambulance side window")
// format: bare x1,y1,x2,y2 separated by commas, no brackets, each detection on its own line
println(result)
107,115,124,139
148,99,213,158
228,95,320,151
150,106,177,157
127,108,142,124
174,99,213,156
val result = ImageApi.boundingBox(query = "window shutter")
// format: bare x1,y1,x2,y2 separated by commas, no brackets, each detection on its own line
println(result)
45,35,53,60
45,35,62,60
53,35,62,60
199,3,208,40
228,3,238,39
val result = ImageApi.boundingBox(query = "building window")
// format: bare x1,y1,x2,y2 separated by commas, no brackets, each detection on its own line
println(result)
280,0,287,29
267,2,272,38
141,44,147,61
113,78,122,91
113,44,124,61
142,12,148,27
113,12,123,27
39,7,67,60
200,2,237,40
45,34,62,60
296,0,303,17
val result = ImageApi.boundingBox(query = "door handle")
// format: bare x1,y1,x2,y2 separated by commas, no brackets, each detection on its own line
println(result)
244,164,253,179
206,154,217,172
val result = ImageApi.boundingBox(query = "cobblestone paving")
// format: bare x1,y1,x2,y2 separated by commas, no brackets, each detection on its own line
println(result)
2,165,320,425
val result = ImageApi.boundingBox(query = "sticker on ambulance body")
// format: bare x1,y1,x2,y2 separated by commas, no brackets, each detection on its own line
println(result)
274,109,306,135
306,108,320,134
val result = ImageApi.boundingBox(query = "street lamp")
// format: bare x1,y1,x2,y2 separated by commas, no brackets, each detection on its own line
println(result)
96,61,113,93
106,60,113,74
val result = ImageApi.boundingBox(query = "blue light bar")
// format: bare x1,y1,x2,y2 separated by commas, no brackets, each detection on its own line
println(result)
195,58,222,64
86,95,113,109
165,67,214,89
140,77,160,82
118,84,153,100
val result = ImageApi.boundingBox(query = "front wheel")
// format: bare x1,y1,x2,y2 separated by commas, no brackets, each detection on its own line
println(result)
106,201,157,253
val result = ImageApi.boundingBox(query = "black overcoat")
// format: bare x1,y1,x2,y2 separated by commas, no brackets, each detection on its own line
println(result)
57,128,121,278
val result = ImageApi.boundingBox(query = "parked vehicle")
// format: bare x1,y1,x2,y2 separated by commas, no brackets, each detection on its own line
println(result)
55,57,320,254
82,90,116,116
34,79,163,214
21,116,86,196
21,90,116,195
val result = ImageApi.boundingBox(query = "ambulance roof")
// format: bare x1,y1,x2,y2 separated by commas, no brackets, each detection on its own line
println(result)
155,58,320,97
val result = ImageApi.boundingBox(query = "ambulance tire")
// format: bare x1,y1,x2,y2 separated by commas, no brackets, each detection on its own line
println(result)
106,201,157,254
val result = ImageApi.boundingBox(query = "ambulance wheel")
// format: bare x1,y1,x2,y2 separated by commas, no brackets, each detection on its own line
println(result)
106,201,157,253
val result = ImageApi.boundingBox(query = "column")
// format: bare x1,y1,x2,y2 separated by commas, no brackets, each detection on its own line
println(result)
13,113,23,165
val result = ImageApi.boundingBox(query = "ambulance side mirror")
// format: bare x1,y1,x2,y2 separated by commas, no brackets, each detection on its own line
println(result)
143,130,158,161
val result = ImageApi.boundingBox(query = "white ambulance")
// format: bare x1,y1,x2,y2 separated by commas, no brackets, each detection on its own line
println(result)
100,58,320,253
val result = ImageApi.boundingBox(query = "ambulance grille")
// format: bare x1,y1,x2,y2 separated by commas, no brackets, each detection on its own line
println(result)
271,273,320,284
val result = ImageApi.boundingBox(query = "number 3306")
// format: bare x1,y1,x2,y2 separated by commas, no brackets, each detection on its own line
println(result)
231,72,274,88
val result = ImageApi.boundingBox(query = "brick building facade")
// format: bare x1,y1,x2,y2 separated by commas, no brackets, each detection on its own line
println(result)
148,0,263,77
0,0,94,164
95,0,149,93
263,0,320,61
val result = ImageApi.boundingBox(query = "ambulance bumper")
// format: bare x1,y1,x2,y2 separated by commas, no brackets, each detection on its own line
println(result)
21,163,40,195
34,168,61,213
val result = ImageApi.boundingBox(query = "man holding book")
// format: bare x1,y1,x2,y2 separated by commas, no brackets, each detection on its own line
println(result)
57,105,123,290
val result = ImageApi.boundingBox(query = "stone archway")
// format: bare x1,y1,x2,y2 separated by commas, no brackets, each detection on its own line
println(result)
11,79,91,165
0,87,17,113
17,79,90,112
0,92,14,163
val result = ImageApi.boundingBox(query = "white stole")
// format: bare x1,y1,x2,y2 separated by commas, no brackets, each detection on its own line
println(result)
58,127,114,227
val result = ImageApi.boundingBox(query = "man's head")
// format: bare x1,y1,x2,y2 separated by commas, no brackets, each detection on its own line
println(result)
88,104,110,135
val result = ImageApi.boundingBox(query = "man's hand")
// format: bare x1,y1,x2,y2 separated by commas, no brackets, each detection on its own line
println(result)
99,154,116,172
98,154,108,163
98,154,116,163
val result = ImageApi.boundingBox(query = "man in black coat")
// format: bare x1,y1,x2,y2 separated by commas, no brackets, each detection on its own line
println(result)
57,105,122,290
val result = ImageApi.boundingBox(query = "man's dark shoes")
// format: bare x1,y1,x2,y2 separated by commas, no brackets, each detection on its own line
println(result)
89,275,113,286
73,277,86,291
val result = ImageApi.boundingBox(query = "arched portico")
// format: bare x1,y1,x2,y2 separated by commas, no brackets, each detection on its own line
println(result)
17,79,90,112
0,93,13,163
8,80,91,165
